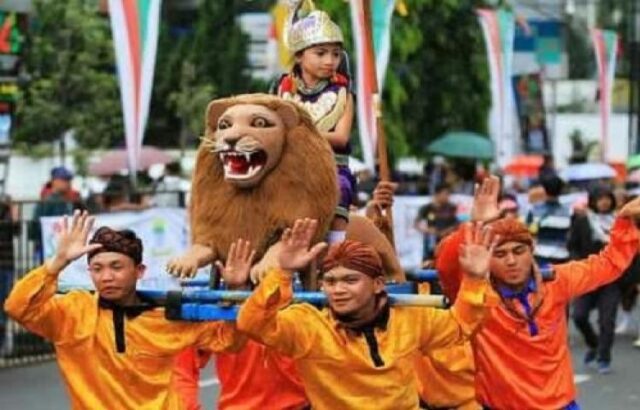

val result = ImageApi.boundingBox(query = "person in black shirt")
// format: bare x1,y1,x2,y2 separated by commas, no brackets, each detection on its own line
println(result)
414,183,459,261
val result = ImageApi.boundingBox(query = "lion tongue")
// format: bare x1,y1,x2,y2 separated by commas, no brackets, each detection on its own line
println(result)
228,155,250,174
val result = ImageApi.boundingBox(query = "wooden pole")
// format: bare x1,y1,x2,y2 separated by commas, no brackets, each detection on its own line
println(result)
360,0,395,245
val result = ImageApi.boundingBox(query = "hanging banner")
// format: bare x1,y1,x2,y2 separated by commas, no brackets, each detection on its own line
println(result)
512,73,550,153
477,8,515,167
591,29,618,161
350,0,378,172
371,0,397,90
40,208,208,291
108,0,162,177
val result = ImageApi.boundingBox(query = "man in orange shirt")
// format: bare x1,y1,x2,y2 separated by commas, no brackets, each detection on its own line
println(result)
4,211,241,409
436,176,640,410
236,218,496,410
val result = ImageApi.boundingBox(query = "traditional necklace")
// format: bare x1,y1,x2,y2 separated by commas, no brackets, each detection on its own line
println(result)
293,73,329,96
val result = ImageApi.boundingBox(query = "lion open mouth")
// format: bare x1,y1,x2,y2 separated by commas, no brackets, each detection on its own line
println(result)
219,150,267,180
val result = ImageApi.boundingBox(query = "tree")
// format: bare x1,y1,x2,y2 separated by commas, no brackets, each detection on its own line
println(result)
15,0,123,151
317,0,490,162
146,0,251,147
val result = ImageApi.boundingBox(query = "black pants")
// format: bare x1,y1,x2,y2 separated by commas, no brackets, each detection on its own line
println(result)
572,282,621,363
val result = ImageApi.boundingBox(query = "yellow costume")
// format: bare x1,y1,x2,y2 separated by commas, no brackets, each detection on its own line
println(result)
4,266,241,410
237,268,490,410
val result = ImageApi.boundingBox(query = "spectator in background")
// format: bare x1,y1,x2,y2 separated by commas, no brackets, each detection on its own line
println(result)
31,167,84,263
152,162,190,208
498,193,520,220
538,154,557,182
39,166,80,202
414,183,459,261
0,194,18,351
426,156,447,195
569,187,619,374
103,175,150,213
526,176,572,267
615,193,640,346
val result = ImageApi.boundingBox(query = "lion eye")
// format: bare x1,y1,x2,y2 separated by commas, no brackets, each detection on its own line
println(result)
251,117,271,128
218,119,231,130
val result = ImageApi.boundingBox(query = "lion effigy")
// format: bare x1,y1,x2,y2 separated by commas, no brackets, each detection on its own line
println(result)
166,93,336,279
167,93,403,285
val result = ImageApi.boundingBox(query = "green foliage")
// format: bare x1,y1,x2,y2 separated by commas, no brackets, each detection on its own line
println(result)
167,62,216,144
318,0,490,161
148,0,251,147
15,0,123,149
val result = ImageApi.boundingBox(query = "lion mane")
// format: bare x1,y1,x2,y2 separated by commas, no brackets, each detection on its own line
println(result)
190,93,338,263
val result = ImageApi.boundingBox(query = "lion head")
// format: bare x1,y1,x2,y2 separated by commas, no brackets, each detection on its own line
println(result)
190,93,338,264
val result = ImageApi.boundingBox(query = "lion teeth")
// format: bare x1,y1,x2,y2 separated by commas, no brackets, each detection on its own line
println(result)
244,153,251,162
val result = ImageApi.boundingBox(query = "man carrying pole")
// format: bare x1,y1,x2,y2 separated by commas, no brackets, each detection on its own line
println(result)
236,218,497,409
4,211,243,410
436,176,640,409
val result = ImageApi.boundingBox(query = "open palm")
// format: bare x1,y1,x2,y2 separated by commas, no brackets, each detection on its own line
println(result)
55,210,101,264
471,176,501,222
278,219,327,272
458,222,498,279
216,239,255,288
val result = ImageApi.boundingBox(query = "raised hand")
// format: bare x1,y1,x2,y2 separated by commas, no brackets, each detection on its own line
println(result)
471,175,501,222
215,239,255,289
277,218,328,272
46,210,101,275
618,195,640,219
458,222,498,279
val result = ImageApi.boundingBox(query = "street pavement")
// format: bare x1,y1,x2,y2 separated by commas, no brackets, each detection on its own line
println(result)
0,323,639,409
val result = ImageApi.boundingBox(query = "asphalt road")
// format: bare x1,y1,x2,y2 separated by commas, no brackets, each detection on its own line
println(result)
0,323,638,409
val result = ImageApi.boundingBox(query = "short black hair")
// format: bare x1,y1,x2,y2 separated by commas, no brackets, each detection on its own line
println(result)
434,183,451,194
540,175,564,197
588,186,616,213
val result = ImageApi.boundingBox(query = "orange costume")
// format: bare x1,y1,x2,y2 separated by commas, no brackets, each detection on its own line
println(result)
172,341,308,410
414,280,480,410
436,217,639,409
237,267,491,410
4,266,241,410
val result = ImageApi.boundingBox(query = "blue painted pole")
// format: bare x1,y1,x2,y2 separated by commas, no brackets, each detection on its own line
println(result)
139,289,447,308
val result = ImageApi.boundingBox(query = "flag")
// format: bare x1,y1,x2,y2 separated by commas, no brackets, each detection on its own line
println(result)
108,0,162,178
371,0,396,89
350,0,378,171
477,8,515,166
591,29,618,161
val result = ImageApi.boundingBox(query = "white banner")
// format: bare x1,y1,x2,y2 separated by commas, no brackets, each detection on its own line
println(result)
391,195,473,271
40,208,206,291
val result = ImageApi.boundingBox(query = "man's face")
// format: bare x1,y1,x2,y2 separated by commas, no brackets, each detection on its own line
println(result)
490,241,533,287
321,266,385,317
89,252,145,303
434,189,450,205
51,178,71,194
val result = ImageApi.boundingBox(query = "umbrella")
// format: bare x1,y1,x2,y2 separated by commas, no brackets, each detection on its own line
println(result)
89,146,174,176
504,154,543,177
559,163,617,182
427,131,494,160
627,154,640,170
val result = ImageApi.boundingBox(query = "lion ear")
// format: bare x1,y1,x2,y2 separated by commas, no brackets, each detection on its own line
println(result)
205,99,232,131
276,103,300,129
